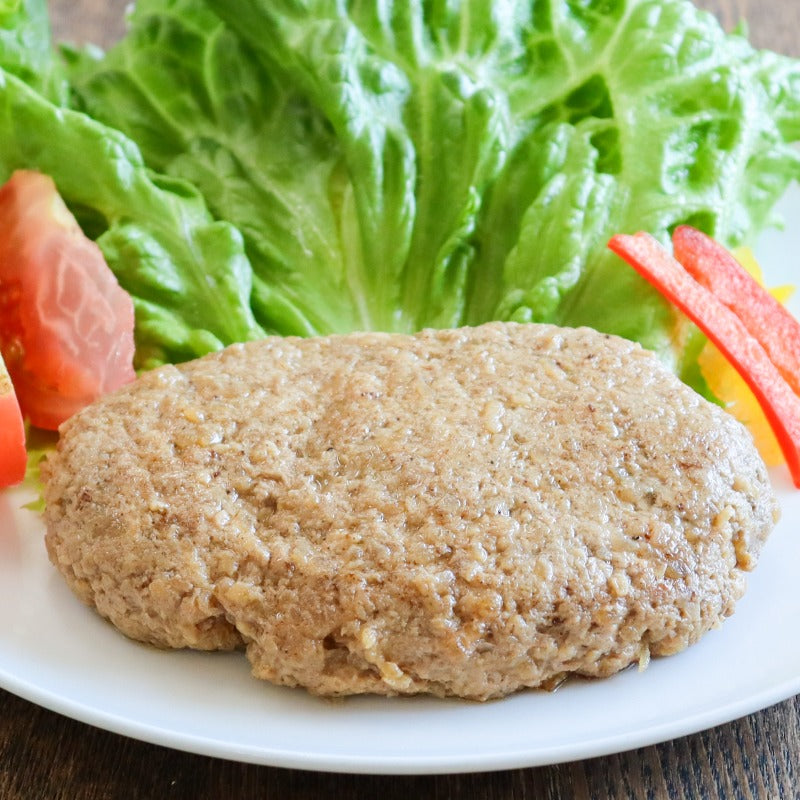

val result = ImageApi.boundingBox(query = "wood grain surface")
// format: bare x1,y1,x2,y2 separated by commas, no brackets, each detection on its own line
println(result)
3,1,799,797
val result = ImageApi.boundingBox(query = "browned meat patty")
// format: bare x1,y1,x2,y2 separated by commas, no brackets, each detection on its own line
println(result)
42,322,778,700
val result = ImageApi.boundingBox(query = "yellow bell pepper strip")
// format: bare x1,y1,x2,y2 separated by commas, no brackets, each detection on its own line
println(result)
699,342,785,465
0,352,26,488
672,225,800,397
608,231,800,488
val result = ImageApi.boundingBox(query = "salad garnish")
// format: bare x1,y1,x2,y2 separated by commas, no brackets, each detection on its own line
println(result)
0,170,136,431
672,226,800,397
609,229,800,487
0,352,26,488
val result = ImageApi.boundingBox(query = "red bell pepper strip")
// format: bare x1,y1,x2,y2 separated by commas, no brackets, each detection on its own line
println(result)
0,352,26,488
608,231,800,488
672,225,800,397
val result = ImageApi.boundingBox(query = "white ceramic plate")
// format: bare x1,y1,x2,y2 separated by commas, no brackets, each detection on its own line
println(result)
1,188,799,775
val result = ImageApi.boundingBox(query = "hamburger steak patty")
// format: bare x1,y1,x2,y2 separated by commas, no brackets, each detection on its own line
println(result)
42,322,778,700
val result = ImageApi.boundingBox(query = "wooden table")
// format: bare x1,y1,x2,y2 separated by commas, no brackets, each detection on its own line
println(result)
2,1,799,797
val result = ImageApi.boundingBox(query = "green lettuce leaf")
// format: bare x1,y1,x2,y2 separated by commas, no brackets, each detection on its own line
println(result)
66,0,410,335
21,425,57,512
67,0,800,380
0,0,66,103
0,67,266,368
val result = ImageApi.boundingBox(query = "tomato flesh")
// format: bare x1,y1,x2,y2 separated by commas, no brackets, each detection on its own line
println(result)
0,352,26,487
0,170,135,429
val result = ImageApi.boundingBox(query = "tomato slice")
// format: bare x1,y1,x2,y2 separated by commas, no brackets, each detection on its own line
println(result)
0,170,135,429
0,352,26,487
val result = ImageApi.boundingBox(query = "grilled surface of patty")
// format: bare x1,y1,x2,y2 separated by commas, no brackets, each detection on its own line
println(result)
42,323,778,700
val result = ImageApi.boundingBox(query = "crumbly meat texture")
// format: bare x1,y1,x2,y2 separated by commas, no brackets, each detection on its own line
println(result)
42,323,779,700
